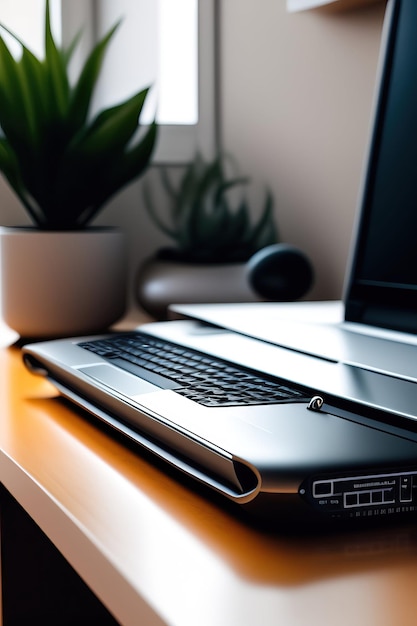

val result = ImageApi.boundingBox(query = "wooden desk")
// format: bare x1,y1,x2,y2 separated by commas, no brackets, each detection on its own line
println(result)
1,318,417,625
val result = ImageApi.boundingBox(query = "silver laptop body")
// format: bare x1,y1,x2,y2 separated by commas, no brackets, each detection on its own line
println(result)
23,0,417,524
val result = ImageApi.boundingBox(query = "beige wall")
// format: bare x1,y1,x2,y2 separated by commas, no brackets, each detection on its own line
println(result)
219,0,386,299
0,1,387,304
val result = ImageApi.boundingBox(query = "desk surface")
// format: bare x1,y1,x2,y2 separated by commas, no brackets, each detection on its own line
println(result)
1,316,417,626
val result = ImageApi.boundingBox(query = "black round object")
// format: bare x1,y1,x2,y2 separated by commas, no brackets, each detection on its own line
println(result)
246,244,314,301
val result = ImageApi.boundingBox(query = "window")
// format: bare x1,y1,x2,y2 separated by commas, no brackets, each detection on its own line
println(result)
0,0,217,163
66,0,218,163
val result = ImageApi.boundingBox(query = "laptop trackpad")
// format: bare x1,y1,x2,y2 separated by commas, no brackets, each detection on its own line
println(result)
78,364,160,397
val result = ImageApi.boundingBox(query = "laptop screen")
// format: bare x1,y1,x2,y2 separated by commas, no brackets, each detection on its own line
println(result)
345,0,417,333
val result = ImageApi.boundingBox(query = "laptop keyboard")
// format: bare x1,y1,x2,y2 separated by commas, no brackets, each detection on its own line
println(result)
78,332,309,407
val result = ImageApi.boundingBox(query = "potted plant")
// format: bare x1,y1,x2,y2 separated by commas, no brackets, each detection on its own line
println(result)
0,0,157,338
136,153,279,319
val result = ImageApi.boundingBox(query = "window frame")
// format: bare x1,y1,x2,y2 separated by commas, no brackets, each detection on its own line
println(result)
60,0,218,164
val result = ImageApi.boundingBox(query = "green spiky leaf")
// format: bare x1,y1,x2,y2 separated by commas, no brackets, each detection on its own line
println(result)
145,153,278,263
0,1,157,229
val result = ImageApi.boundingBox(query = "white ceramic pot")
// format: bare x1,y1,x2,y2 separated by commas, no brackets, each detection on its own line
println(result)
0,227,127,338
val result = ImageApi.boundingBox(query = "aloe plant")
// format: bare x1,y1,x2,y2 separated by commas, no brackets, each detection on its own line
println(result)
144,153,278,263
0,0,157,230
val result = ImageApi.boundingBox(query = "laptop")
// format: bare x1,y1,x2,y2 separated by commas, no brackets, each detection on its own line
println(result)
23,0,417,524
